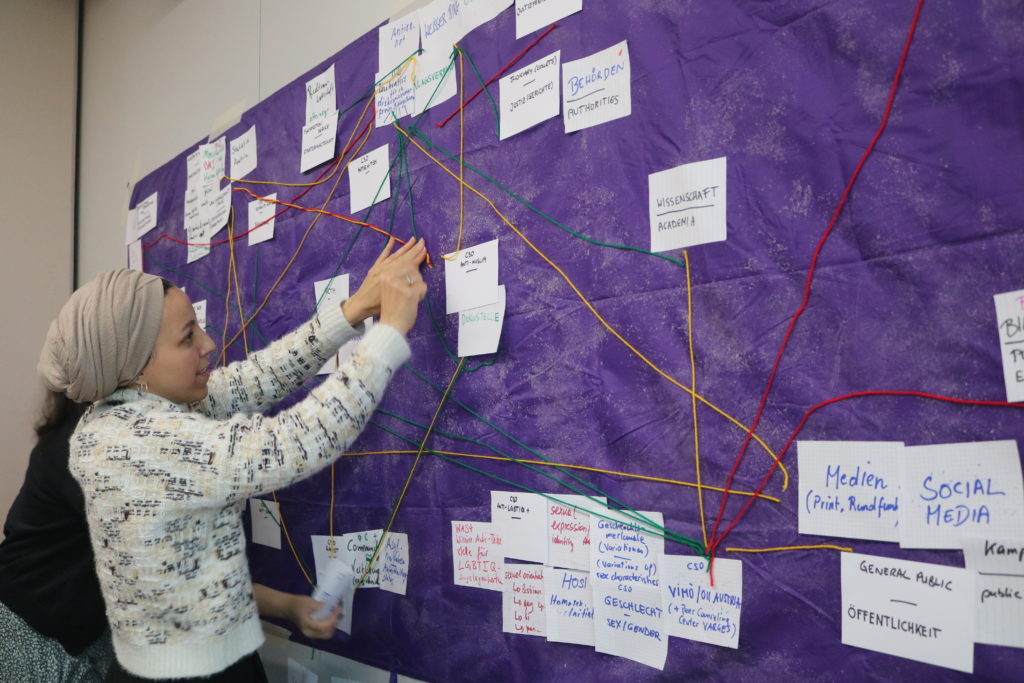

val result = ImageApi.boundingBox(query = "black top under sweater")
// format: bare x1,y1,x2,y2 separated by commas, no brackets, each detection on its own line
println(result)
0,407,107,655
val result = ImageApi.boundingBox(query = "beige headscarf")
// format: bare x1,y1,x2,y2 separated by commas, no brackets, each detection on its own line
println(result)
38,269,166,403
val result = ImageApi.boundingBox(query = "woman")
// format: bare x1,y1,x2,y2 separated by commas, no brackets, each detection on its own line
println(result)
36,237,427,682
0,391,340,682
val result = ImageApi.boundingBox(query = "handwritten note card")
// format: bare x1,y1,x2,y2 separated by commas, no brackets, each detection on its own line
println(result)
201,183,231,239
445,238,499,313
309,552,356,634
458,285,505,357
380,532,410,595
841,552,975,673
515,0,580,39
962,536,1024,648
350,144,391,214
248,193,276,246
249,498,281,549
502,563,546,637
491,490,547,564
591,509,667,670
124,207,139,246
300,116,337,173
899,440,1024,549
305,65,336,123
546,494,606,571
412,47,457,115
648,157,727,253
544,567,594,645
452,520,504,591
375,68,415,127
562,40,631,134
192,299,207,331
127,239,142,271
338,529,383,588
314,275,349,374
379,14,419,74
184,189,207,263
229,125,258,180
797,440,902,542
660,555,742,648
200,137,226,188
994,289,1024,403
128,192,158,244
418,0,467,57
499,51,560,140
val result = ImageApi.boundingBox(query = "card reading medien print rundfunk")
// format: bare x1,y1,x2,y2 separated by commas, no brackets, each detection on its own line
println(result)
797,440,903,542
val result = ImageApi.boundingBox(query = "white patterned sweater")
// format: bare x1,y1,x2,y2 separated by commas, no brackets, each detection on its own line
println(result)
69,304,409,679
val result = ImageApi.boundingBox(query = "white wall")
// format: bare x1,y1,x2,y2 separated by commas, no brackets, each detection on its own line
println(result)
77,0,410,282
0,1,78,529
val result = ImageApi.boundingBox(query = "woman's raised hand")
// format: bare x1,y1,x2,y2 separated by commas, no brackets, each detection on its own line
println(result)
343,237,427,335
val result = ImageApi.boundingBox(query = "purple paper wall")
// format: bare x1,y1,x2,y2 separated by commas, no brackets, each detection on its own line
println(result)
131,1,1024,680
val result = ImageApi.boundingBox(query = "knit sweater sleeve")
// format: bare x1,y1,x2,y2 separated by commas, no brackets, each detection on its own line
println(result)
73,323,410,509
197,303,361,419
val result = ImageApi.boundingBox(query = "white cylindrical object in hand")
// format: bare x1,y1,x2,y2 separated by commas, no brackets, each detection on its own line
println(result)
311,561,355,620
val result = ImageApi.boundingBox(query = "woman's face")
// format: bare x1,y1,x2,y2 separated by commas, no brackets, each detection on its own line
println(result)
138,287,217,404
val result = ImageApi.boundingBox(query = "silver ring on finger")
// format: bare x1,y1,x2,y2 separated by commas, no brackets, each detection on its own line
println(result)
405,274,414,286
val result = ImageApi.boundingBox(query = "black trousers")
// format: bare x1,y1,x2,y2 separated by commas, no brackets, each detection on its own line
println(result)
105,651,268,683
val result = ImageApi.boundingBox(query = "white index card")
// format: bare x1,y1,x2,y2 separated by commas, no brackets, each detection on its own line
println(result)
994,288,1024,403
192,299,207,333
546,494,606,571
338,529,383,588
660,555,742,648
199,137,226,188
379,15,419,74
412,46,457,115
418,0,468,58
562,40,631,133
375,68,415,127
249,498,281,549
124,207,139,246
379,532,409,595
491,491,547,564
305,65,336,124
184,188,208,263
300,114,337,173
126,192,158,245
229,125,257,180
445,238,499,314
841,552,975,673
314,275,349,375
458,285,505,357
649,156,727,253
591,509,667,669
452,520,504,591
499,51,560,140
248,193,277,246
350,144,391,214
310,535,356,633
502,563,545,636
201,183,232,238
186,149,201,190
136,192,158,235
544,567,594,645
899,440,1024,549
797,440,902,542
515,0,581,39
127,239,143,271
962,536,1024,648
